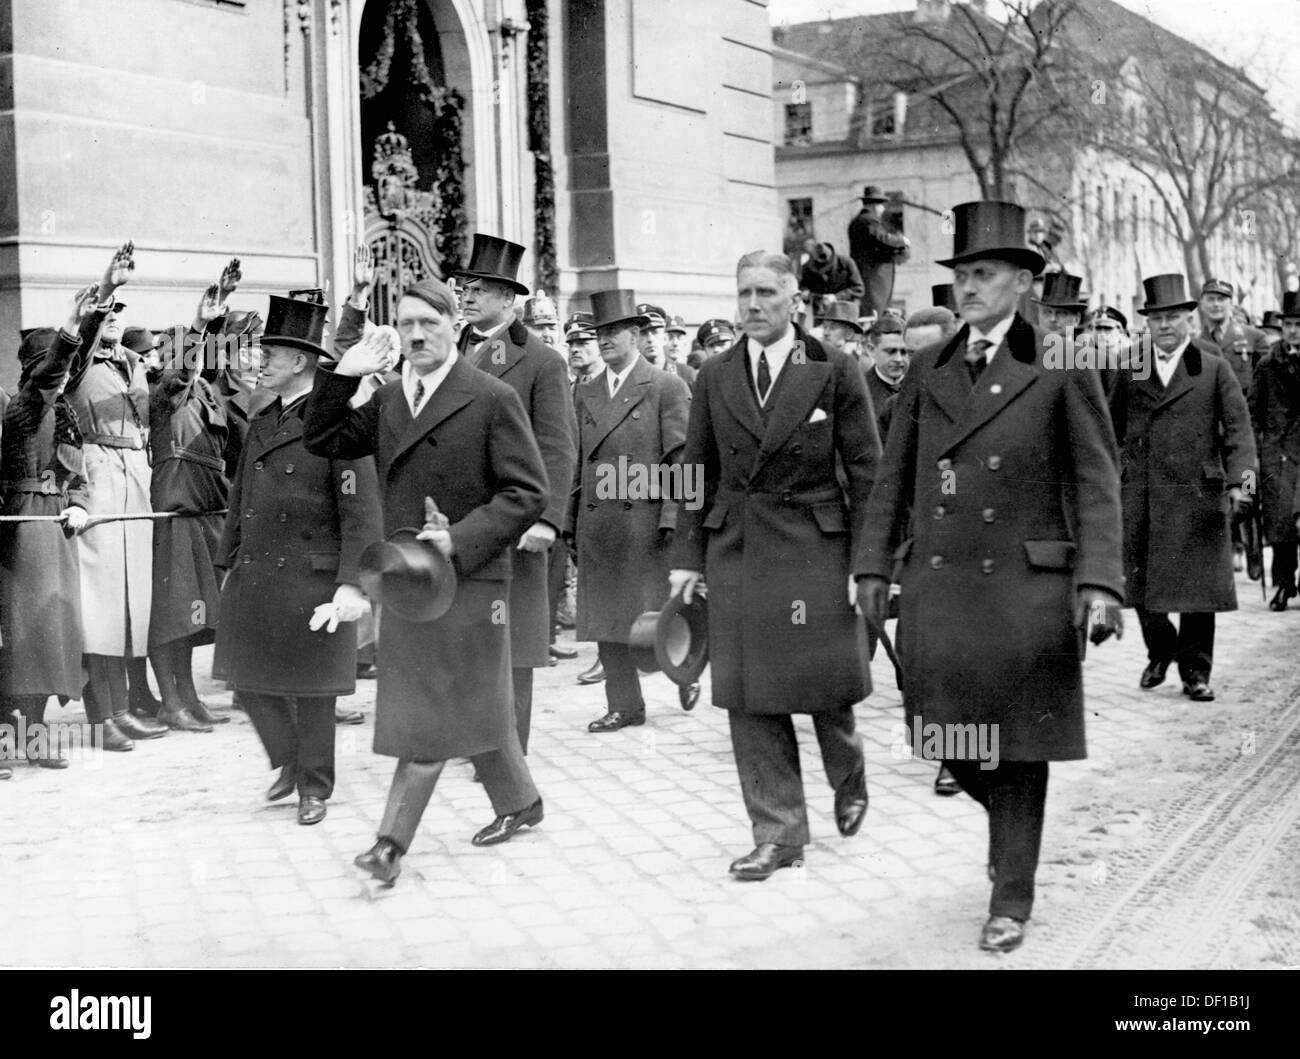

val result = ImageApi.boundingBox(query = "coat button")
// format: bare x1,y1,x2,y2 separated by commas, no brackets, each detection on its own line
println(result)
987,455,1002,470
933,505,945,519
587,502,596,510
278,513,288,523
982,508,996,523
730,445,739,454
284,463,295,474
276,558,286,568
937,458,952,471
792,444,802,454
588,454,597,462
623,501,633,510
254,461,264,471
981,558,995,574
930,555,944,569
241,555,251,565
245,509,254,518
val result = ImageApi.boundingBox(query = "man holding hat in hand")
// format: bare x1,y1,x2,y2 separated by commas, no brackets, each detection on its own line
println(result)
855,201,1125,953
214,293,382,826
304,275,549,884
1110,273,1257,701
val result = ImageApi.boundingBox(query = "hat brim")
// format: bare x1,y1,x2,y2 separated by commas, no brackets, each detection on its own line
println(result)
358,527,457,623
261,335,331,358
862,195,888,204
592,314,651,330
453,269,529,296
655,594,708,685
1034,299,1088,312
817,316,865,334
1135,301,1198,316
936,248,1046,277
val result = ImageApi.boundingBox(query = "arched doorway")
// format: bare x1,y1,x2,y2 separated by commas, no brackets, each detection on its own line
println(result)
357,0,470,324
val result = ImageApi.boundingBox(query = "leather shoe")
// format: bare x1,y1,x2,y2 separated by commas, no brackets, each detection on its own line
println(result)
354,838,402,885
834,766,868,837
98,718,134,752
577,661,605,685
679,682,700,711
356,662,378,679
1139,660,1169,689
587,710,644,733
934,765,962,797
1270,584,1296,611
113,712,166,740
129,690,162,719
267,764,295,802
1182,679,1215,701
979,915,1026,952
187,699,230,726
158,706,213,733
335,707,364,725
729,843,803,881
297,796,327,825
471,797,543,846
549,644,578,660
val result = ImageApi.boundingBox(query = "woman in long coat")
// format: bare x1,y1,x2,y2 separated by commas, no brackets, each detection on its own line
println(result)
0,311,92,768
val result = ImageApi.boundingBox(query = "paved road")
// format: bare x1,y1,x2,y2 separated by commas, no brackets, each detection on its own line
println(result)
2,567,1296,968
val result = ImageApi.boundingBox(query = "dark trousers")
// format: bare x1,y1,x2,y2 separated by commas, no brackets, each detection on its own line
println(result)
377,732,539,853
944,760,1048,922
598,641,645,716
727,706,864,847
546,543,567,643
1271,541,1298,588
513,666,533,754
242,692,336,799
1136,608,1215,682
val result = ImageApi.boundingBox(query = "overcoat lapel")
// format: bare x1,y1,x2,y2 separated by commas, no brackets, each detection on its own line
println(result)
934,318,1040,456
1152,342,1202,412
586,357,654,453
390,360,475,465
751,359,830,480
250,404,304,461
718,341,766,444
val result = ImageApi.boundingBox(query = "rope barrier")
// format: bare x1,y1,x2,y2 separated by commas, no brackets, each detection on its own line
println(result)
0,509,228,526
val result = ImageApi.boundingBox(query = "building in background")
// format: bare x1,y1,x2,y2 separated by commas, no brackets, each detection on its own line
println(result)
0,0,777,389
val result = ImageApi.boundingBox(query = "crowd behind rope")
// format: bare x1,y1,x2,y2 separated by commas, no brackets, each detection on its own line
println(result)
2,205,1296,957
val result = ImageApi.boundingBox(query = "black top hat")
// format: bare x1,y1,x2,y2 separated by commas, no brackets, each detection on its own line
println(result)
1261,310,1282,331
358,527,457,623
862,184,888,204
590,290,649,330
1136,274,1198,315
1036,271,1087,310
931,284,956,311
936,201,1045,276
1282,290,1300,319
262,295,330,357
455,234,529,296
816,301,864,333
628,593,708,685
1200,278,1234,299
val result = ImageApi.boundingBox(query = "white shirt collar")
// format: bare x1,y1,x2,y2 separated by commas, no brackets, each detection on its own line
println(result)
967,314,1014,363
1155,337,1190,385
472,318,511,342
403,350,458,416
746,325,798,402
607,354,640,397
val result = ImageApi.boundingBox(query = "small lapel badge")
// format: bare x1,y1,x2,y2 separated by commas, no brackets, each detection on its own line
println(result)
990,384,1003,394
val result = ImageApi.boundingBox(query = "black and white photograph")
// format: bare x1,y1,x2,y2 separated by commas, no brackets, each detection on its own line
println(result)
1,0,1297,1017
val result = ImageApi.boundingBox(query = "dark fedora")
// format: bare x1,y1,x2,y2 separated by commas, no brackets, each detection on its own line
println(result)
357,527,457,623
1281,290,1300,319
1260,310,1282,332
931,284,956,311
1036,271,1087,310
590,289,649,330
1136,274,1198,315
628,593,709,685
861,184,888,204
262,294,330,357
455,233,529,296
936,201,1045,276
816,300,864,333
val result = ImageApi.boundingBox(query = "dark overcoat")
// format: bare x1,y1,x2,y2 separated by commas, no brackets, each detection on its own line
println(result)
212,394,381,696
671,329,880,714
1201,315,1269,403
1248,347,1300,543
461,319,576,669
1110,340,1257,613
568,355,691,643
854,315,1125,762
847,211,907,316
302,357,548,761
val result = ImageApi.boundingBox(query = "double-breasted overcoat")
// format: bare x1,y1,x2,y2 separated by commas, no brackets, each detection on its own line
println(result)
1248,347,1300,544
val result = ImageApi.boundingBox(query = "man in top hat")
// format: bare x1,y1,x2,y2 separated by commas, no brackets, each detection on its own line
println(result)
303,275,550,884
1198,278,1269,403
799,240,865,318
847,185,910,316
214,293,382,825
568,290,692,731
522,290,561,350
1110,274,1256,700
454,234,577,754
669,250,880,882
1260,311,1284,354
1248,291,1300,610
855,200,1126,953
1034,272,1088,336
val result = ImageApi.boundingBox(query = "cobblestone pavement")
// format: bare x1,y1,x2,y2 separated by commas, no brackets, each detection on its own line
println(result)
2,567,1297,969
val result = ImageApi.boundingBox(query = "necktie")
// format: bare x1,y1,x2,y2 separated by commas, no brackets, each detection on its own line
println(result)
467,330,490,346
965,339,992,385
1212,325,1223,344
756,351,772,404
413,378,425,412
609,371,621,398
